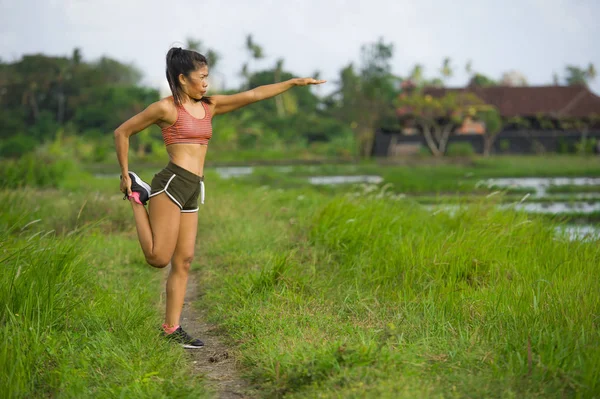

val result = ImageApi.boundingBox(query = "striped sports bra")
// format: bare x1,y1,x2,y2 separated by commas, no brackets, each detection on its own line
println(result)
161,100,213,146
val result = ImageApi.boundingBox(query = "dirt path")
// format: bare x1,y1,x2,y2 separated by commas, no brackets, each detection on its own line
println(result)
178,269,256,399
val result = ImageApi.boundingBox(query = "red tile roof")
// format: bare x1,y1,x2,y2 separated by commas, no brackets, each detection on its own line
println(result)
421,85,600,118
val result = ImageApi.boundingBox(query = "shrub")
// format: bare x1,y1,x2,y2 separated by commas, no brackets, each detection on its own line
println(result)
446,142,476,157
0,151,75,189
0,134,39,158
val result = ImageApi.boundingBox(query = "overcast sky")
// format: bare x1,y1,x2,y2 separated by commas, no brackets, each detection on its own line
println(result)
1,0,599,96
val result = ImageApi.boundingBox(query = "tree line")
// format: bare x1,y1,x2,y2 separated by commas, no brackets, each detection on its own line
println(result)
0,35,596,159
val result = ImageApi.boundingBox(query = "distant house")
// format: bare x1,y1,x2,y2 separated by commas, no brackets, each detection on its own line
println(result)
374,84,600,156
424,84,600,120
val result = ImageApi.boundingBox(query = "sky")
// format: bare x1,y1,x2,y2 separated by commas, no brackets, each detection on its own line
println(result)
1,0,599,96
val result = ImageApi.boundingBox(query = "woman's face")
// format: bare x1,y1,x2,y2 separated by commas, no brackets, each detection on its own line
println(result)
180,65,209,99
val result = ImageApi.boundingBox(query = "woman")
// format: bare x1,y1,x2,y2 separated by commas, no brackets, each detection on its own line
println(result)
114,47,325,348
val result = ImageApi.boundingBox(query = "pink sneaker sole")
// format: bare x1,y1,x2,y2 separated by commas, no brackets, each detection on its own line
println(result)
128,191,143,205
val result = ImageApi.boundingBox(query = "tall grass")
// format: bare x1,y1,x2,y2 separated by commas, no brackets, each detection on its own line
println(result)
2,155,599,398
0,193,209,398
0,189,131,235
310,197,600,392
0,152,75,189
197,182,600,398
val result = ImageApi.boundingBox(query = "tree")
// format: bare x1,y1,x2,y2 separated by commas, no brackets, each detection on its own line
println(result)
242,67,322,143
465,60,473,76
185,38,220,70
428,78,445,88
396,91,484,156
74,85,159,132
588,63,597,81
94,57,142,86
468,73,497,87
333,38,398,158
240,63,250,89
406,63,449,88
205,49,220,71
500,70,528,86
461,60,498,87
1,52,157,142
72,48,82,65
564,64,596,86
475,106,503,156
245,34,265,61
273,58,286,117
185,38,202,52
243,34,265,89
440,57,453,85
552,72,560,85
408,64,424,86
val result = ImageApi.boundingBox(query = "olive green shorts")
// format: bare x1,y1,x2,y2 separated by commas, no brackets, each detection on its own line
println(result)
149,162,204,212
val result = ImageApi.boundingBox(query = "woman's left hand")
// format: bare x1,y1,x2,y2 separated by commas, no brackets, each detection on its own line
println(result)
292,78,327,86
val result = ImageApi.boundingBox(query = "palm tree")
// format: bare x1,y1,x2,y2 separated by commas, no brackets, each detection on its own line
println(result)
587,63,597,82
245,35,264,72
72,48,82,65
240,63,249,90
273,58,285,117
244,34,265,89
552,72,560,85
409,64,424,86
245,34,265,61
186,38,203,52
440,57,453,85
465,60,473,76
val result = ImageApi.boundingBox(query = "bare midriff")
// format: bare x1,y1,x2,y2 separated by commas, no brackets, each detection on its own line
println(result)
166,143,208,177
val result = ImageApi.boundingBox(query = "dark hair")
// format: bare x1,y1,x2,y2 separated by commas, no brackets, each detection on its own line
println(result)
166,47,211,105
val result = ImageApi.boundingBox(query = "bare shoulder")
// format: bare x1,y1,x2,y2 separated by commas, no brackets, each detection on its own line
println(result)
153,97,178,123
155,97,176,114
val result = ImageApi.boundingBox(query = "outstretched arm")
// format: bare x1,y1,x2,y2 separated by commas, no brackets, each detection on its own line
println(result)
211,78,326,115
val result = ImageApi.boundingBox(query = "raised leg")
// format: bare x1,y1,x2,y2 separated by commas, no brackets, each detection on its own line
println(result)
130,193,181,268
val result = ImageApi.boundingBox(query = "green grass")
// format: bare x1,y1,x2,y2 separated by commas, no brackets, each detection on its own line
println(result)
77,155,600,201
3,154,600,398
220,155,600,196
196,181,600,398
0,191,209,398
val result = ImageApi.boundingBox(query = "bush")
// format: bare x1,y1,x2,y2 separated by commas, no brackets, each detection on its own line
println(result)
575,138,597,155
0,134,39,158
446,142,476,157
0,151,75,189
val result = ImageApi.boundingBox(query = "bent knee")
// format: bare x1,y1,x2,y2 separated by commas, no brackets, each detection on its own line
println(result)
145,254,171,269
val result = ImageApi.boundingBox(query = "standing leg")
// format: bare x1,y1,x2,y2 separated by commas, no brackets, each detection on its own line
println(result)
164,211,198,328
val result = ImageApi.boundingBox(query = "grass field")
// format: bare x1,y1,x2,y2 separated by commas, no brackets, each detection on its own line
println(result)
197,181,600,398
1,190,209,398
1,154,599,398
